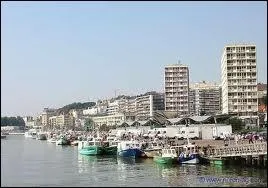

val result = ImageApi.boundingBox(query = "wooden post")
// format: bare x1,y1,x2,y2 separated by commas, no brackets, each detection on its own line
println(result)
246,155,252,166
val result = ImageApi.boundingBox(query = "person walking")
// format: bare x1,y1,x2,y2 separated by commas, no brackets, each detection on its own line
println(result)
234,134,238,145
248,134,254,144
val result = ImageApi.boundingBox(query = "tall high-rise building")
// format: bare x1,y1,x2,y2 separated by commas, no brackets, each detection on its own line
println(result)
221,44,258,117
165,63,190,116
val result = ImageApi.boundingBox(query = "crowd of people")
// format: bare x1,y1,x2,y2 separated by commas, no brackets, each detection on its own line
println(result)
223,132,266,146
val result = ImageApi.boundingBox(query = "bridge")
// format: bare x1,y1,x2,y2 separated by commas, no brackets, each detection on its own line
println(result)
207,142,267,158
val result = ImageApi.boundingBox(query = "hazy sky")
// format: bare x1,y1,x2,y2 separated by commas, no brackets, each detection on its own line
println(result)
1,1,267,117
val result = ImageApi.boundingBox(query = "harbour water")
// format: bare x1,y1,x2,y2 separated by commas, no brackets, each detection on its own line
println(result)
1,135,267,187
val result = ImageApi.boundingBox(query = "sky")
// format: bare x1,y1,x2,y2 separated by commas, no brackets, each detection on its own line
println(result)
1,1,267,117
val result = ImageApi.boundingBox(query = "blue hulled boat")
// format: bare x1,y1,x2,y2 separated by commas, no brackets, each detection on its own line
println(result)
117,141,146,158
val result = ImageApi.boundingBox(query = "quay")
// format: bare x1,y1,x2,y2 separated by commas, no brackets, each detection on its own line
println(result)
205,142,267,167
8,132,25,135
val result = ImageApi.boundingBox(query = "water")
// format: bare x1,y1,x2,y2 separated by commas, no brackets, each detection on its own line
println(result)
1,135,267,187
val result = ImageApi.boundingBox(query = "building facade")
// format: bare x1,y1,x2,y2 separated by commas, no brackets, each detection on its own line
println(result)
41,108,57,127
165,63,190,116
257,83,267,112
221,44,258,117
189,81,221,116
92,113,126,127
136,92,165,120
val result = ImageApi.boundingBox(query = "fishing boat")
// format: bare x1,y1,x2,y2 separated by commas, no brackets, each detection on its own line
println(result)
174,142,200,164
24,129,37,138
78,137,105,155
102,137,119,155
117,140,146,158
1,134,7,139
56,135,70,145
153,148,177,164
37,132,47,140
143,141,163,158
47,134,57,143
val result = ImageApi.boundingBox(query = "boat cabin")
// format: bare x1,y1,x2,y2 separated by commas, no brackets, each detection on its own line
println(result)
118,141,142,150
175,144,199,155
160,149,177,158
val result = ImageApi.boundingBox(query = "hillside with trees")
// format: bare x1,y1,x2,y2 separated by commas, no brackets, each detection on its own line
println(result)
1,116,25,127
57,102,96,114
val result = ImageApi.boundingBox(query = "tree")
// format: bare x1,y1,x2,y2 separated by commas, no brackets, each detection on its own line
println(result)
1,116,25,127
99,124,109,132
226,117,245,132
84,118,94,131
263,96,267,106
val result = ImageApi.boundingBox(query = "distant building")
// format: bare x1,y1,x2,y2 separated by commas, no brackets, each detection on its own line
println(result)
92,113,126,127
136,92,165,120
41,108,57,127
70,109,83,119
258,83,267,112
189,81,221,116
165,63,190,116
23,116,35,128
221,44,258,118
49,114,74,129
82,101,108,116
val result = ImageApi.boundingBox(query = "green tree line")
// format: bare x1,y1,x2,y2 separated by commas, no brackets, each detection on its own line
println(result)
57,102,96,114
1,116,25,127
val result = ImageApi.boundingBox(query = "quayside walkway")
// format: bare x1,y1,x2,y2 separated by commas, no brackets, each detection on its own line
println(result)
207,142,267,158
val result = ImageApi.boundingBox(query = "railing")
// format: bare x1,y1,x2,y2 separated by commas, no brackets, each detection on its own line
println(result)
207,143,267,158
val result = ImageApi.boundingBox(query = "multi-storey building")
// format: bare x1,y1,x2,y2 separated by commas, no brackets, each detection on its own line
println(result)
165,63,190,116
136,92,165,120
92,113,126,127
189,89,196,115
41,108,57,127
257,83,267,112
83,100,108,116
48,114,74,129
221,44,258,117
189,81,221,116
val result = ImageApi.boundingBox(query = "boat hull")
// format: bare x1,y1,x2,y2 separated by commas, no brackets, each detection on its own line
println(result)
178,153,200,164
103,146,117,155
1,135,7,139
144,149,161,158
56,138,70,145
37,134,47,140
153,156,176,164
117,148,145,158
79,146,104,155
209,158,225,166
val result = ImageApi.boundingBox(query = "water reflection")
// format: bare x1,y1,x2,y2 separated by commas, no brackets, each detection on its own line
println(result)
77,154,98,174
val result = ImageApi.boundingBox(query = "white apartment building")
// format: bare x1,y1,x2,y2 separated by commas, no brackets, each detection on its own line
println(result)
83,104,108,116
107,100,120,115
41,108,57,127
165,63,190,116
92,113,126,127
136,92,165,120
48,114,74,129
189,81,221,116
221,44,258,118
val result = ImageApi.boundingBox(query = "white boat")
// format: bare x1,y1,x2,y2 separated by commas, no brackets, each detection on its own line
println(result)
47,133,57,143
48,138,57,143
56,135,70,145
24,129,38,138
143,141,163,158
175,143,200,164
